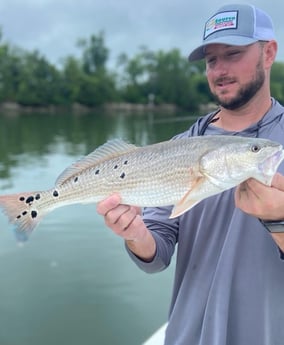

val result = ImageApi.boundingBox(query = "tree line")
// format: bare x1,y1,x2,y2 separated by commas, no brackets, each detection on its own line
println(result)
1,30,284,112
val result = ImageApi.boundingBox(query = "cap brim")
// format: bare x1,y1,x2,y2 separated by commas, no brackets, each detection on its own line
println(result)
188,36,258,61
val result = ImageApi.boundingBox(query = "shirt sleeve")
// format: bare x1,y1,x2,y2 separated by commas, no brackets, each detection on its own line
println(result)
125,205,179,273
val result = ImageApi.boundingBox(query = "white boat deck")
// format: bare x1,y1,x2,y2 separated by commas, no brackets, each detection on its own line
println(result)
142,323,167,345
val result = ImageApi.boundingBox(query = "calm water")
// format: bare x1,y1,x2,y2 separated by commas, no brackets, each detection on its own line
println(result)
0,110,197,345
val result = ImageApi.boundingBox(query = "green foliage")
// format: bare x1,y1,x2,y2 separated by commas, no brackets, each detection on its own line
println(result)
116,47,213,110
77,31,109,75
16,50,63,105
0,30,283,111
271,62,284,105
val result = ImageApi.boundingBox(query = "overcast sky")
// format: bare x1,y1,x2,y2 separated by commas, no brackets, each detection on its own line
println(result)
0,0,283,68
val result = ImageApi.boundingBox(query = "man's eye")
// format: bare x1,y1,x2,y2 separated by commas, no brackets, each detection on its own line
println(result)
206,57,216,64
228,51,241,57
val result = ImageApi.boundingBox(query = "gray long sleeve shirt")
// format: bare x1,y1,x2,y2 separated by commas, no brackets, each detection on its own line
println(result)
127,98,284,345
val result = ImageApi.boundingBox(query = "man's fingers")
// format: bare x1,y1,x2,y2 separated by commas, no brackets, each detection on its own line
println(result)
105,204,132,229
271,173,284,191
96,193,121,216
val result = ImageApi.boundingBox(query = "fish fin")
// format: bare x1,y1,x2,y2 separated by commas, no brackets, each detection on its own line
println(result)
55,139,138,186
169,177,206,218
170,198,200,218
0,191,45,242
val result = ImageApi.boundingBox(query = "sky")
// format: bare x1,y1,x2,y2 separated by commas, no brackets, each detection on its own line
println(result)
0,0,284,68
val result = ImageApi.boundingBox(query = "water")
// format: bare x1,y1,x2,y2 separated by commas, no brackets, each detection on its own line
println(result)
0,110,197,345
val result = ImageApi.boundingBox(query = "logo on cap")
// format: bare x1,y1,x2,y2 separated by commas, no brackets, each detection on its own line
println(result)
204,10,238,39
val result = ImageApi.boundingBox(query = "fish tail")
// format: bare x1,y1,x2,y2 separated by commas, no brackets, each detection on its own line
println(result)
0,191,46,241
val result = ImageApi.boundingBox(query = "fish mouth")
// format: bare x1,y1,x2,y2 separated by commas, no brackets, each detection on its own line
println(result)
259,149,284,185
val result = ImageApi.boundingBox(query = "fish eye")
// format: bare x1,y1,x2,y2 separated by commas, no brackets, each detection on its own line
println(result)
251,144,261,153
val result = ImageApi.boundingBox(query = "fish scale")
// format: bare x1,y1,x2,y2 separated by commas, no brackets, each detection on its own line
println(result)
0,135,283,241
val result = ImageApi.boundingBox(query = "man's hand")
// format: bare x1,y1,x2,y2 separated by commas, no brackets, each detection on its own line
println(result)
96,194,156,261
235,173,284,221
235,173,284,252
97,193,144,241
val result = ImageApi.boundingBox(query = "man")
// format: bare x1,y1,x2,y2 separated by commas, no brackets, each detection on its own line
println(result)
97,4,284,345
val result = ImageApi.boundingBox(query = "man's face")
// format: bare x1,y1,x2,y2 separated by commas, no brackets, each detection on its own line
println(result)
204,43,265,110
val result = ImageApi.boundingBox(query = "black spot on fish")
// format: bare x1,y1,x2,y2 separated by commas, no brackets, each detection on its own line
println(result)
19,196,25,202
35,193,41,200
16,215,21,219
74,177,78,183
120,172,126,179
95,169,100,175
22,211,27,216
124,160,128,165
53,190,59,197
31,210,37,219
26,196,34,204
114,165,118,169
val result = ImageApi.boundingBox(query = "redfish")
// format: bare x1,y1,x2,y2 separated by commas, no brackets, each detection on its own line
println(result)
0,135,283,241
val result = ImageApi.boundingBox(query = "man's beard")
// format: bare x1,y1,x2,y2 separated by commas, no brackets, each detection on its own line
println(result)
212,61,265,110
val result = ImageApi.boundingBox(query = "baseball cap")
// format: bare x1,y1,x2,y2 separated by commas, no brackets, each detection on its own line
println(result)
188,4,275,61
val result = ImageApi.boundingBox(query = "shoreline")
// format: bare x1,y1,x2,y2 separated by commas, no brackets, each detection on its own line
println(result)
0,101,217,115
0,101,179,115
